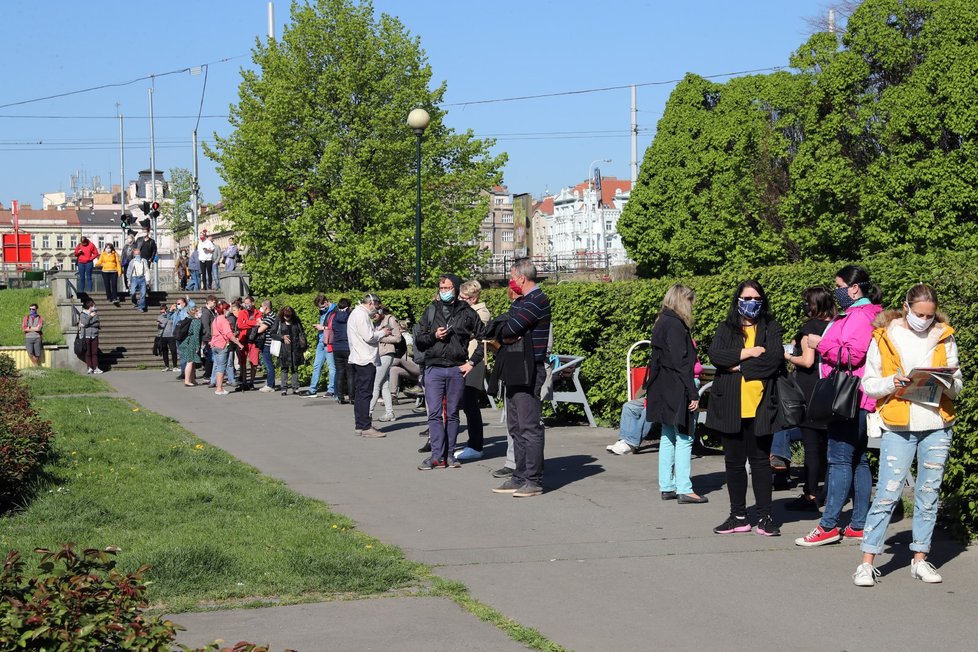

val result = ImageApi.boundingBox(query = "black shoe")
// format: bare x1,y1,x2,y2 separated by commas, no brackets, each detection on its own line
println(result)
491,466,514,479
661,491,678,501
677,493,709,504
281,390,288,396
785,495,820,512
297,390,317,398
418,428,429,438
755,515,781,537
418,440,431,453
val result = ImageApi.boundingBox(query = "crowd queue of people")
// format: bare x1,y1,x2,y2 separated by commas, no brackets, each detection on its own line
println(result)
601,264,961,587
25,258,961,585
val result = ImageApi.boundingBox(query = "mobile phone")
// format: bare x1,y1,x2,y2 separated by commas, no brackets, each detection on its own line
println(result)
782,344,793,355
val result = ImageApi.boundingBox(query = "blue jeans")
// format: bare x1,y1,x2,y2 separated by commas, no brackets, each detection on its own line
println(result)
77,261,94,293
659,423,695,494
771,427,802,461
425,365,465,461
188,271,200,291
619,398,652,447
861,428,952,555
820,410,871,531
212,262,220,289
210,346,229,385
130,276,147,311
325,350,335,394
309,341,327,392
262,345,275,387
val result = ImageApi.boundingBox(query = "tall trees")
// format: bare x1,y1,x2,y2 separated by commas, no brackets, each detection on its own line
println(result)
620,0,978,276
208,0,505,292
161,167,196,240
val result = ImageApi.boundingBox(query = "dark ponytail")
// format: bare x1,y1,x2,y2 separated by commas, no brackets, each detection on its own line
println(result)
836,265,882,305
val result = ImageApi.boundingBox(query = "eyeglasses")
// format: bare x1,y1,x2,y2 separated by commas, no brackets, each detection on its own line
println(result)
739,296,762,301
459,295,471,301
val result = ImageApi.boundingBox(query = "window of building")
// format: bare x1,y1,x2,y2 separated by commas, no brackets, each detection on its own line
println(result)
502,212,514,224
70,235,77,248
502,231,514,242
98,237,105,250
56,235,64,248
482,230,492,241
42,258,50,270
31,235,36,248
495,196,504,205
484,213,492,222
41,235,50,249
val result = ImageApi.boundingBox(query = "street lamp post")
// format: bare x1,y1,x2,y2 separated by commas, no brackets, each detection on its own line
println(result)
588,158,611,266
407,108,430,288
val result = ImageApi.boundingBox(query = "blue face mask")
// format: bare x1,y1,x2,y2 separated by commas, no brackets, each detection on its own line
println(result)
737,299,763,320
834,287,855,311
439,290,454,303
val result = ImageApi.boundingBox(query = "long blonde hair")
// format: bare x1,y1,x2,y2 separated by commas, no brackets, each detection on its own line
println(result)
659,283,695,328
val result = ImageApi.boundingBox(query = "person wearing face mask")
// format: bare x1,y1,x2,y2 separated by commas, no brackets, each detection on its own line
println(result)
22,303,44,367
796,265,884,547
121,233,136,291
235,296,263,391
78,299,102,374
850,284,962,586
347,294,393,437
95,243,122,306
414,275,486,469
71,235,99,294
706,280,786,536
299,294,337,398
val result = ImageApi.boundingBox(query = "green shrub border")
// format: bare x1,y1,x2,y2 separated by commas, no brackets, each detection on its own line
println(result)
263,251,977,538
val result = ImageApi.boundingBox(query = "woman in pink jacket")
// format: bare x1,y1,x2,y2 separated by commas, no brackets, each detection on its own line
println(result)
796,265,883,547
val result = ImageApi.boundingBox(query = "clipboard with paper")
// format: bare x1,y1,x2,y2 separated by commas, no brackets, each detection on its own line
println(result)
894,366,957,407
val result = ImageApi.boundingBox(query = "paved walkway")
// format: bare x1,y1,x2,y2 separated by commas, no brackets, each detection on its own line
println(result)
108,372,978,651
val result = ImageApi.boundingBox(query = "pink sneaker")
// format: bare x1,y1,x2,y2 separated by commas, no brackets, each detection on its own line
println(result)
794,525,841,547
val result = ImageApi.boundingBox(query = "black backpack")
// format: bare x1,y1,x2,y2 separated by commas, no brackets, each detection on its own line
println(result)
174,318,191,342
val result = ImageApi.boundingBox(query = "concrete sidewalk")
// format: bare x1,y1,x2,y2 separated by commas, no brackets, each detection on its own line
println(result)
109,372,978,651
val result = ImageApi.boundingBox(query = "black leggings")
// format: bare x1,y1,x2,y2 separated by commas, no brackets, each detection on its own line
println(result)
160,337,178,369
800,425,828,497
722,418,773,519
461,385,484,451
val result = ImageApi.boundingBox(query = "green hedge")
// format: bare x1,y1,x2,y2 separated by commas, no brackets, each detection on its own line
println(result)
263,250,977,538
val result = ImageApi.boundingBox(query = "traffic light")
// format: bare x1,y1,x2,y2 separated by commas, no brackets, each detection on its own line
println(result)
120,212,134,228
150,201,161,219
141,200,150,215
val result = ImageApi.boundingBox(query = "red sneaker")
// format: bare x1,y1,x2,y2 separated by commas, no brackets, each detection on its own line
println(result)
794,525,842,547
843,525,864,541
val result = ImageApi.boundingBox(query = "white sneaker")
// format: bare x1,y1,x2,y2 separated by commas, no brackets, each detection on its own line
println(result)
258,385,275,393
852,563,880,587
377,412,396,422
93,369,104,375
910,559,942,583
161,367,170,372
455,447,483,461
608,439,636,455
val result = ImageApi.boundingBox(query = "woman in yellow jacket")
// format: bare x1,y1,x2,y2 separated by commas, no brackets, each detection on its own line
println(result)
96,243,123,306
852,284,963,587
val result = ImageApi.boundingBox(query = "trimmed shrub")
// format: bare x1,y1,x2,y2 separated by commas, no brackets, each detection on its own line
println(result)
0,353,17,379
267,250,977,536
0,545,283,652
0,377,54,512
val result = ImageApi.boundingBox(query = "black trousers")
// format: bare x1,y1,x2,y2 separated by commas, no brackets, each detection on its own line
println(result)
333,350,352,400
352,363,376,430
462,385,484,451
160,337,178,369
800,425,828,497
507,362,546,486
721,418,773,519
200,263,213,290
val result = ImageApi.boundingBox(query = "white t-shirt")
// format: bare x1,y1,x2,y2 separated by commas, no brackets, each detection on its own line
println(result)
197,238,215,262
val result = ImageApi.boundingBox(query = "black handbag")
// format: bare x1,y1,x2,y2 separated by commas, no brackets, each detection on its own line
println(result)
776,375,807,427
806,346,860,424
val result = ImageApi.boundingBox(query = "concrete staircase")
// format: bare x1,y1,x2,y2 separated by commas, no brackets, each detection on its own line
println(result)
97,290,217,370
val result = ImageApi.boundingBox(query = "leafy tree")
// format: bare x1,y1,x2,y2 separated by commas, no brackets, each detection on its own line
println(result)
160,167,198,240
621,0,978,276
208,0,505,292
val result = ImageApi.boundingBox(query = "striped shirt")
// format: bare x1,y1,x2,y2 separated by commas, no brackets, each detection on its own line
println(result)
501,287,552,361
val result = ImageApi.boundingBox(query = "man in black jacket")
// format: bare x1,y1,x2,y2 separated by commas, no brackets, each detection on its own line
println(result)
414,274,485,470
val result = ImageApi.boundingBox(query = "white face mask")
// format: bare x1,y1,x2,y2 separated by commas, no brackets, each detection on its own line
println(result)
905,304,935,332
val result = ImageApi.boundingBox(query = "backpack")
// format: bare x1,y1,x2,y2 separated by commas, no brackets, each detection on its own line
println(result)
174,318,191,342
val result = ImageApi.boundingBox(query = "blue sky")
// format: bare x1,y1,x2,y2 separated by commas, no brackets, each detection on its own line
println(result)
1,0,830,208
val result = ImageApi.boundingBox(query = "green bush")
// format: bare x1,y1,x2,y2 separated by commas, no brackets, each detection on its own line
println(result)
0,545,280,651
0,377,54,512
259,250,978,537
0,353,17,379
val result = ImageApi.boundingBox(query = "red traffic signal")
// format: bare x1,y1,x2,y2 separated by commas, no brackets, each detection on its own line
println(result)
150,201,161,218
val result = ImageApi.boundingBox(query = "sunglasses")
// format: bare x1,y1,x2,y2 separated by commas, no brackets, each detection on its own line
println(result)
739,295,762,301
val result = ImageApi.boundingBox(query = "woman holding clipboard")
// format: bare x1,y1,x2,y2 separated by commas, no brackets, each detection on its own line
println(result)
852,284,963,586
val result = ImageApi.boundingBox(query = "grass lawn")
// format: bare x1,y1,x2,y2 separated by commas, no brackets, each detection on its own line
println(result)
18,366,112,396
0,382,424,612
0,288,63,346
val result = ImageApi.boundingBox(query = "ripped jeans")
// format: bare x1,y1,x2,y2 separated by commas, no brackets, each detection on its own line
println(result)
861,428,952,555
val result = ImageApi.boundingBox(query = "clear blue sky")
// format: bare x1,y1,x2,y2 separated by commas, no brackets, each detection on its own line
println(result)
1,0,831,208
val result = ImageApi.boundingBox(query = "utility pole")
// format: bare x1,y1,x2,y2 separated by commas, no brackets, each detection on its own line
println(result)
630,85,638,184
149,86,159,290
268,1,275,40
192,130,200,241
117,104,125,213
